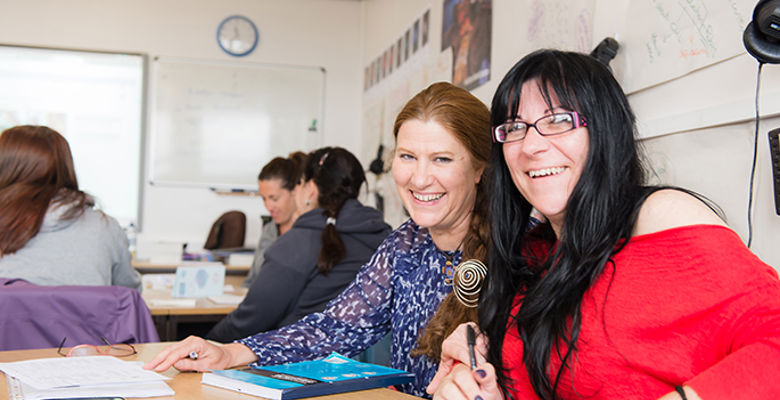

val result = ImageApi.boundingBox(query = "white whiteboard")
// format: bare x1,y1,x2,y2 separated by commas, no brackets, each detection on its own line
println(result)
0,44,144,227
150,57,325,189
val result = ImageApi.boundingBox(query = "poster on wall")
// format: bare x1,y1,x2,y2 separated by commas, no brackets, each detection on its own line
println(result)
442,0,492,90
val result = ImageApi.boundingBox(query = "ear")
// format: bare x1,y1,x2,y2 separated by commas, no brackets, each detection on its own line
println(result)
304,180,319,205
474,165,486,184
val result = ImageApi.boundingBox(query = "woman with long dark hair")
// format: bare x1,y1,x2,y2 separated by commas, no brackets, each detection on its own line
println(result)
206,147,391,342
145,82,493,397
429,50,780,400
0,125,141,289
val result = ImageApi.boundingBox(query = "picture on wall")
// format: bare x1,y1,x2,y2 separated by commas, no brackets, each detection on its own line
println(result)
441,0,492,90
422,10,430,46
389,46,394,74
404,30,410,61
413,19,420,53
396,38,402,68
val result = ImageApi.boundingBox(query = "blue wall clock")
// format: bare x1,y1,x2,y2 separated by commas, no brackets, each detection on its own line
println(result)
217,15,259,57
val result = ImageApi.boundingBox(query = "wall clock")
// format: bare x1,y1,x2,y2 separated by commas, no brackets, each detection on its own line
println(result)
217,15,259,57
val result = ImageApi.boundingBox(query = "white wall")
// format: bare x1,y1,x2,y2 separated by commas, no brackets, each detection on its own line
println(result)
0,0,365,252
359,0,780,269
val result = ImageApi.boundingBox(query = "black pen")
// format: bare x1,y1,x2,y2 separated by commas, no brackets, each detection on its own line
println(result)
466,324,477,370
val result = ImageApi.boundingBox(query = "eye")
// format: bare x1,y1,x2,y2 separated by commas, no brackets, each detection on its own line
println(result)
398,153,415,161
434,156,452,163
549,113,573,123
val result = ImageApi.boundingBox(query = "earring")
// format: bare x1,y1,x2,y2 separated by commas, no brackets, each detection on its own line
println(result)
305,200,311,206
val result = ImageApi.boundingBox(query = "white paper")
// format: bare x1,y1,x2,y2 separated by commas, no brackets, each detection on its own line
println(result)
7,375,174,400
0,356,168,390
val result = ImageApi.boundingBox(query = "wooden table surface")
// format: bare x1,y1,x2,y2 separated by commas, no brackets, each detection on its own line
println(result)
0,342,421,400
142,275,248,316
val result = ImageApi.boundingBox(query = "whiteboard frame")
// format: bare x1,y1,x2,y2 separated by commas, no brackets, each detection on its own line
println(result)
148,56,326,190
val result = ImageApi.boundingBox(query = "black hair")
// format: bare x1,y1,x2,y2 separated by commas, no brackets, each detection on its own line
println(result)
480,49,650,399
302,147,366,274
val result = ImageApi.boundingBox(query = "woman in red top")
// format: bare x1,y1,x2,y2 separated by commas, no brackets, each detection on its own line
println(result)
428,49,780,400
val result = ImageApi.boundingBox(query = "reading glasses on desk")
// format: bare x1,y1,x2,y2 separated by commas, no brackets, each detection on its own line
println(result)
57,336,137,357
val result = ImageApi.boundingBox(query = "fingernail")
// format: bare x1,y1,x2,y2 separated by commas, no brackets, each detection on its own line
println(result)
475,396,484,400
475,369,486,378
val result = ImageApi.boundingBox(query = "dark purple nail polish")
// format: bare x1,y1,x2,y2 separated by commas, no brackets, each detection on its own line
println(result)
475,396,484,400
475,369,487,378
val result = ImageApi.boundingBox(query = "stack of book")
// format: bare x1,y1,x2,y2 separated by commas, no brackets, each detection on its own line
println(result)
202,352,414,399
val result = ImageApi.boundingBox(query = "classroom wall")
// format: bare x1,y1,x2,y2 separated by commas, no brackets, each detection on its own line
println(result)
359,0,780,270
0,0,365,253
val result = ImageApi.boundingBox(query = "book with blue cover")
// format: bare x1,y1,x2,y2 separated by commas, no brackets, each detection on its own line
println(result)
201,352,414,399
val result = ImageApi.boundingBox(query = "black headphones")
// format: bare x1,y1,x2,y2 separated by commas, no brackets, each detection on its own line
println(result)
743,0,780,64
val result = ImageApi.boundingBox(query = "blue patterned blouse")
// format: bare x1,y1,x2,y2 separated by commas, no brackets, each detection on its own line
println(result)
238,219,458,397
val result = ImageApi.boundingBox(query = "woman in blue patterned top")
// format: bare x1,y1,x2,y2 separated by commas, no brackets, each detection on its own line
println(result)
145,82,493,397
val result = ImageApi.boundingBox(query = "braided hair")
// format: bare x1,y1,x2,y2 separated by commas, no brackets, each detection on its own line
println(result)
302,147,366,274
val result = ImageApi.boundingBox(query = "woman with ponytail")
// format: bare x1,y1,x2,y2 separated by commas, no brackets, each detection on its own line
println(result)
206,147,391,342
430,49,780,400
242,151,307,288
147,82,493,398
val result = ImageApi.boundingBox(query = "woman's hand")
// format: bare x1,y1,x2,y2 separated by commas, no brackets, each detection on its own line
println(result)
142,335,257,372
427,322,488,394
432,362,503,400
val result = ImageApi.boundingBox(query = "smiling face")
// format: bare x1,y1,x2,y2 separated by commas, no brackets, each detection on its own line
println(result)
392,119,483,247
258,178,297,232
501,79,590,236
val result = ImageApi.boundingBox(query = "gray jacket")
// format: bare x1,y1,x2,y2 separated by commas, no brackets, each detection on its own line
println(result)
0,203,142,290
206,198,391,342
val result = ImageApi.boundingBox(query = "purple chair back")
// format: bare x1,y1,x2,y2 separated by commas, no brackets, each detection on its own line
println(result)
0,278,159,350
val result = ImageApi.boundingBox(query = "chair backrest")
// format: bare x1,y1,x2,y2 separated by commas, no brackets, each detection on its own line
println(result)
0,278,159,351
204,210,247,250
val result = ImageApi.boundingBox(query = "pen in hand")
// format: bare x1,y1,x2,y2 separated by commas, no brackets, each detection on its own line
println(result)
466,324,477,370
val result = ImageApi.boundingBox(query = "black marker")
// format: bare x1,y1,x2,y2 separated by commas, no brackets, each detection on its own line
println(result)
466,324,477,370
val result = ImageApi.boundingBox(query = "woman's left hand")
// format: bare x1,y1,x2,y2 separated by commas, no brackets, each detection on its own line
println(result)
432,362,503,400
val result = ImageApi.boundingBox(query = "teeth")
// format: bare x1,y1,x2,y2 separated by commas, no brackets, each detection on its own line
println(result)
529,167,565,178
412,192,444,202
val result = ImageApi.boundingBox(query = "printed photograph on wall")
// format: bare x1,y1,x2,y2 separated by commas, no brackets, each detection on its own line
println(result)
413,19,420,53
404,29,411,61
375,57,380,83
396,38,402,68
382,50,387,79
389,46,394,74
422,10,430,47
441,0,492,90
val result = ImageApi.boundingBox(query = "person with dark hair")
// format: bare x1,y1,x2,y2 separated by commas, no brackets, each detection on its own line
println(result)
205,147,391,342
0,125,141,290
145,82,493,398
242,151,307,288
429,50,780,400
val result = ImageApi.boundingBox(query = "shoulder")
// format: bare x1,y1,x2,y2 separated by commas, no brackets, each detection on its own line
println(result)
633,189,727,236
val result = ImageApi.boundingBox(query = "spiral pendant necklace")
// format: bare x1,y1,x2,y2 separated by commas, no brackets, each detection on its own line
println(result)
438,236,487,308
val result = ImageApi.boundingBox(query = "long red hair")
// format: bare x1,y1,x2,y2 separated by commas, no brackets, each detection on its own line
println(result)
0,125,91,254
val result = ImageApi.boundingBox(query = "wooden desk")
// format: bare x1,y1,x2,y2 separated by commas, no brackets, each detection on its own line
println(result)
0,342,421,400
143,275,248,341
134,261,251,275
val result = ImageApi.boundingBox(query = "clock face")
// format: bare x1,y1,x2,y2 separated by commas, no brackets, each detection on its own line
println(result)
217,15,259,57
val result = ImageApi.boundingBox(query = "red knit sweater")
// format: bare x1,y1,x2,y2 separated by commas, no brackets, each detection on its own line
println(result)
503,225,780,399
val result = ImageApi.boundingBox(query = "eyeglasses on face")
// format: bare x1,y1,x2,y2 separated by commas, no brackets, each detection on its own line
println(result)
57,336,137,357
493,111,587,143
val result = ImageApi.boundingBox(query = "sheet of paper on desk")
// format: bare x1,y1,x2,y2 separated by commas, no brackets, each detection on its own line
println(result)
0,356,173,399
6,375,173,400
